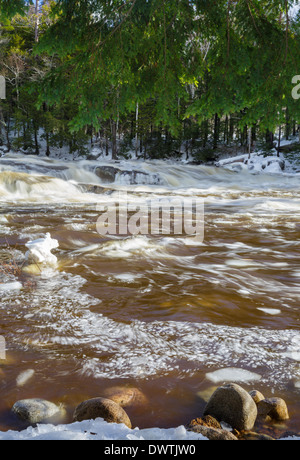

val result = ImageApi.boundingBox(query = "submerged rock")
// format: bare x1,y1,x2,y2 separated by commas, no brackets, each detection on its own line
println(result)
102,386,148,408
203,383,257,432
95,165,163,186
73,397,132,429
12,399,63,424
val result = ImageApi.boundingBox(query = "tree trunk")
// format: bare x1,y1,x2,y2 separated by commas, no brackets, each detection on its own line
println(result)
266,130,274,149
229,115,234,142
105,128,109,156
202,119,208,148
45,131,50,156
213,113,219,150
224,115,229,144
135,102,139,158
277,125,281,158
111,120,117,160
285,108,290,140
248,127,252,158
34,126,39,155
35,0,39,43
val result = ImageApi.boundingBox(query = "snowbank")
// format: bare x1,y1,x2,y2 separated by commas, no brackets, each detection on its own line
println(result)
0,419,207,441
0,418,298,440
215,152,292,174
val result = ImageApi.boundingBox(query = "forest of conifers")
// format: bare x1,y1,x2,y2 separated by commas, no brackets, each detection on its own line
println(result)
0,0,300,161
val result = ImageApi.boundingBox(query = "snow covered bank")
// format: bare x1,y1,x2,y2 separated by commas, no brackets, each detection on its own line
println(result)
0,419,207,441
215,152,297,174
0,418,298,440
215,138,300,175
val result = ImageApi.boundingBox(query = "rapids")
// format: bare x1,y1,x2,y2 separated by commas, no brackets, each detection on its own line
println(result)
0,152,299,433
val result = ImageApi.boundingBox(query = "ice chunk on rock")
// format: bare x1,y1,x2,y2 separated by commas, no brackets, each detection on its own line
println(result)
25,233,59,266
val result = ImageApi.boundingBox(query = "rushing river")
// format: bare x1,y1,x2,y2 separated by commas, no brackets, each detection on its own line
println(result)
0,153,299,434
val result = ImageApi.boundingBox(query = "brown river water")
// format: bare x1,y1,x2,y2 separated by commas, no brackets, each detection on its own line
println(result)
0,153,299,435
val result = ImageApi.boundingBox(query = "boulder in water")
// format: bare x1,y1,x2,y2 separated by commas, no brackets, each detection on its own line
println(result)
73,397,132,428
102,386,148,407
12,399,64,424
203,383,258,431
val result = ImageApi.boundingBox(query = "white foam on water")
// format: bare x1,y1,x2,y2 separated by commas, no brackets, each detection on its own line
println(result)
225,259,262,268
255,200,300,212
98,236,163,259
205,368,262,384
70,244,101,255
9,273,298,384
0,263,300,390
111,273,143,283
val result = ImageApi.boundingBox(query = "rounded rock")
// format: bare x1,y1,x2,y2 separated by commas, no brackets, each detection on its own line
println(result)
188,425,238,441
249,390,265,404
73,397,132,428
203,383,258,431
187,415,222,430
257,398,289,421
12,399,62,424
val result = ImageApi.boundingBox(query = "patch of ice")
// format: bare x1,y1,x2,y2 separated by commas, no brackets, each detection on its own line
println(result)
16,369,35,387
257,308,281,316
205,368,262,384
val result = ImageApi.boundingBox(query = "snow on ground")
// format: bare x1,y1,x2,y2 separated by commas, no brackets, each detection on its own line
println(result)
0,419,207,441
216,136,300,174
0,418,298,440
216,151,298,175
1,130,300,174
